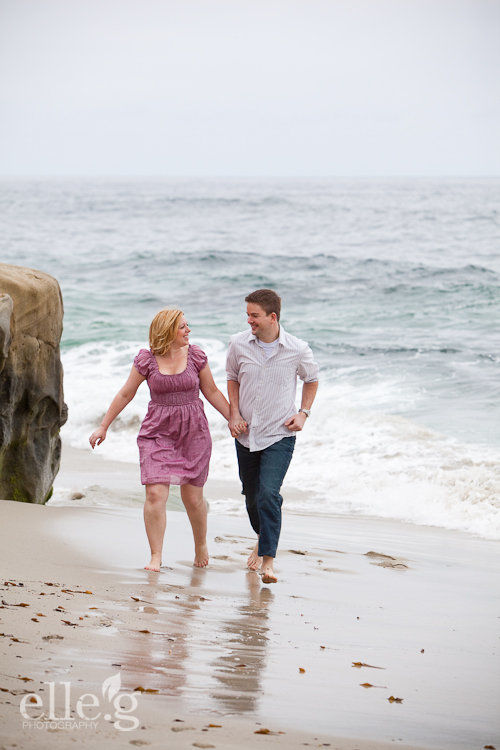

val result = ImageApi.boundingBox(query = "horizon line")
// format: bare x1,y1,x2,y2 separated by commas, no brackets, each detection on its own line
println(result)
0,173,499,180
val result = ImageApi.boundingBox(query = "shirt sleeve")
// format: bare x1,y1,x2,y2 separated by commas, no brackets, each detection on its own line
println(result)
226,339,240,381
297,344,319,383
191,344,208,373
133,349,151,377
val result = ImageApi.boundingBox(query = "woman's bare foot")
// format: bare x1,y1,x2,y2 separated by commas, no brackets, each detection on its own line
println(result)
144,553,162,572
247,542,262,571
194,543,209,568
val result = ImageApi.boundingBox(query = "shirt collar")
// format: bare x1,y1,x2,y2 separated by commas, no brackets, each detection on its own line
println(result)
249,325,292,349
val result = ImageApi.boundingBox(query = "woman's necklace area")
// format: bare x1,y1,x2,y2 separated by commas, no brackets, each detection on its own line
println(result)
155,345,188,375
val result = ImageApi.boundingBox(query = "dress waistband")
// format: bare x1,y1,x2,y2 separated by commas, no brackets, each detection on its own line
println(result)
150,391,199,406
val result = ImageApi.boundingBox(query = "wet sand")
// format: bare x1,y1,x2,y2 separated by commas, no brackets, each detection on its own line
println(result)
0,446,499,749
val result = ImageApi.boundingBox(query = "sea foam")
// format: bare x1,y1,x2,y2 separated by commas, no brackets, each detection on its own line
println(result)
61,340,500,540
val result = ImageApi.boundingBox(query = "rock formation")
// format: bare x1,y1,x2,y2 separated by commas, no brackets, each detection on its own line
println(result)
0,263,67,504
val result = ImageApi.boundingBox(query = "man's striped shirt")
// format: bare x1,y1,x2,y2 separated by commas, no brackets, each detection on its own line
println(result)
226,326,319,452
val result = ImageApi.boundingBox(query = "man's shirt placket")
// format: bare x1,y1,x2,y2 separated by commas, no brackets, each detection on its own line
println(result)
250,342,267,451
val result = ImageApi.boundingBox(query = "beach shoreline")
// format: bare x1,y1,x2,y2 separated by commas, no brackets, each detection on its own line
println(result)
1,444,499,748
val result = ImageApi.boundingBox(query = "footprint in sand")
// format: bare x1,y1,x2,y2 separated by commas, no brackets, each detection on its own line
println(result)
365,551,409,569
321,567,357,574
213,536,239,544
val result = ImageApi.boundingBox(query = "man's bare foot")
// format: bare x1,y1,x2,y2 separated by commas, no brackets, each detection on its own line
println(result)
144,552,162,572
261,565,278,584
261,555,277,583
194,543,209,568
247,542,262,571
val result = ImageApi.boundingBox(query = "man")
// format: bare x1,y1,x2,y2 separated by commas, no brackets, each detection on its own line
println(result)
226,289,319,584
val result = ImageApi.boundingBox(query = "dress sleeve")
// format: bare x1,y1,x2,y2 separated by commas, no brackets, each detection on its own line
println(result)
133,349,151,377
190,344,208,373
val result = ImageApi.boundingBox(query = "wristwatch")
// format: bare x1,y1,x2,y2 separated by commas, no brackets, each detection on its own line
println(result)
299,408,311,418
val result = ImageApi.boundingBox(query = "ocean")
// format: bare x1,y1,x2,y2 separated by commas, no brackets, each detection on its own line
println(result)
1,177,499,538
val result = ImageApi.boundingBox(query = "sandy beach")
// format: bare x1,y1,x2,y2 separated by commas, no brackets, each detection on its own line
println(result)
1,444,499,750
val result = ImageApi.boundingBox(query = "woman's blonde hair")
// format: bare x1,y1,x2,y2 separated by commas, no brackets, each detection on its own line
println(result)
149,308,184,356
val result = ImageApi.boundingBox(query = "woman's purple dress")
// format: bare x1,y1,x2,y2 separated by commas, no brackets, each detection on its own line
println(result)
133,344,211,487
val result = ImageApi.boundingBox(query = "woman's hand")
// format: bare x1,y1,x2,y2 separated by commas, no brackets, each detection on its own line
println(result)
228,414,248,437
89,427,107,449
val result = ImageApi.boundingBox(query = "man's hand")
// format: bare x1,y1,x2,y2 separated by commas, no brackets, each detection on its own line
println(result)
284,412,307,432
228,413,248,438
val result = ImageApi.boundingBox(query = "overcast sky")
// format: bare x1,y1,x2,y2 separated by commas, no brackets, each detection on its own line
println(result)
0,0,499,176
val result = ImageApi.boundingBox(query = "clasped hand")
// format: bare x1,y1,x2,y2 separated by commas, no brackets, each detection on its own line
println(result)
228,414,248,438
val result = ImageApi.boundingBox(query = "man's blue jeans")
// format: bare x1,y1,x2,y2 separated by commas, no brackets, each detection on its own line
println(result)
235,436,296,558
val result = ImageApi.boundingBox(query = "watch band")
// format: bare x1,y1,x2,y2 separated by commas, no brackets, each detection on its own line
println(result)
299,408,311,418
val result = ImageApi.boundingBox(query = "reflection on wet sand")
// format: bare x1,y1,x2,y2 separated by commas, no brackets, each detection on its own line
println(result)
115,565,207,697
210,571,273,713
82,557,273,714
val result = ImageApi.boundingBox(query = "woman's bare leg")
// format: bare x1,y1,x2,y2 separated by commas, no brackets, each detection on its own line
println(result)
143,483,169,571
180,483,209,567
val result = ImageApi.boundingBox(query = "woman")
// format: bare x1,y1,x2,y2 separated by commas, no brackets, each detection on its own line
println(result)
89,308,231,571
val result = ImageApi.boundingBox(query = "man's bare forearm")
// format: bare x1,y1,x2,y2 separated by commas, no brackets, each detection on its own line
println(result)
227,380,248,436
284,380,319,432
301,380,318,410
227,380,242,416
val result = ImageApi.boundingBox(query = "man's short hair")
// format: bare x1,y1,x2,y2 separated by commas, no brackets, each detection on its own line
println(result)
245,289,281,321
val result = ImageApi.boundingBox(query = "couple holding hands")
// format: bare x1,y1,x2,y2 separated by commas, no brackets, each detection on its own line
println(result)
89,289,319,584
